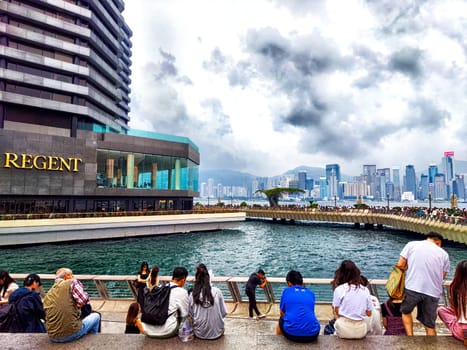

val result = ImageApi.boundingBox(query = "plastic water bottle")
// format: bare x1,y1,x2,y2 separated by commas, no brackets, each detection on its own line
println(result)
178,316,194,342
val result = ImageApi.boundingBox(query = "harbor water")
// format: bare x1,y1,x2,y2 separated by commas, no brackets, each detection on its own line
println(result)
2,220,465,280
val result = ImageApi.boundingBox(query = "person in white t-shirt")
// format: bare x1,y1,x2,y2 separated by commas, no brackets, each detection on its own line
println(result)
331,260,373,339
397,232,450,336
438,260,467,345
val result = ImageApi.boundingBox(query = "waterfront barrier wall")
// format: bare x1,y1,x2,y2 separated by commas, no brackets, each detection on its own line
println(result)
245,209,467,245
0,212,246,247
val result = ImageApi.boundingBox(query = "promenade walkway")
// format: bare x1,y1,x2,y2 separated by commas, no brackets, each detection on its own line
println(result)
246,209,467,245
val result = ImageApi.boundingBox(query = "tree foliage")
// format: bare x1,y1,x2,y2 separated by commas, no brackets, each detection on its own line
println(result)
255,187,305,208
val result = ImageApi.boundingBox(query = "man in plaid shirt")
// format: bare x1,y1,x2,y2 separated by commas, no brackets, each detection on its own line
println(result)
43,267,101,343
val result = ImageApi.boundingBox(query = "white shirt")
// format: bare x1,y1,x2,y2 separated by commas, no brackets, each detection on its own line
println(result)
143,282,188,338
401,240,450,298
332,283,372,321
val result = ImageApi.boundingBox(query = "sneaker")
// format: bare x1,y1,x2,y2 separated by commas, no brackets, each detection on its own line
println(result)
257,314,267,319
249,317,257,321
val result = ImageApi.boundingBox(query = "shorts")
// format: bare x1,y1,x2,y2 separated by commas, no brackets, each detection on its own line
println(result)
334,316,367,339
400,289,439,329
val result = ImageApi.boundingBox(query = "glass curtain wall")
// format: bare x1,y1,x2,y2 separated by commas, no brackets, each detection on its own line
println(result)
96,149,198,191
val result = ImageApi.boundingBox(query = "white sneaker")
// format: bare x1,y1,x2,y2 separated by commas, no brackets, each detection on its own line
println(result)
257,314,267,319
249,317,257,321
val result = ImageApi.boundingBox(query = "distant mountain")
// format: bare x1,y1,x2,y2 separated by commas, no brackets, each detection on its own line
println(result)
200,165,354,187
199,169,257,187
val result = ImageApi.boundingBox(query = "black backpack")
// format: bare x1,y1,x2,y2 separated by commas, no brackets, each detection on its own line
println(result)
0,303,22,333
141,284,177,325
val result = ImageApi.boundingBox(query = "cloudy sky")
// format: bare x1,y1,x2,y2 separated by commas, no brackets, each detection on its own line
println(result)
122,0,467,177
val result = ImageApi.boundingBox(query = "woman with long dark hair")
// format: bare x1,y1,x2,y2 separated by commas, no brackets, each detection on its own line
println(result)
438,260,467,344
147,265,159,292
0,270,18,304
188,264,227,339
125,302,144,334
135,261,149,307
331,260,372,339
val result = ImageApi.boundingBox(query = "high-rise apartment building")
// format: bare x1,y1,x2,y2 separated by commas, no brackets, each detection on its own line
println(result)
298,171,307,190
405,165,417,199
362,164,376,198
326,164,340,199
392,166,401,201
0,0,199,213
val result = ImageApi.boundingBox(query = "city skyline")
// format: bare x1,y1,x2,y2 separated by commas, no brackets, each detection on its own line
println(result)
123,1,467,177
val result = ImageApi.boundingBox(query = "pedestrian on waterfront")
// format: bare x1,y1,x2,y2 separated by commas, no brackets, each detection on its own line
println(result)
437,260,467,345
331,260,373,339
245,269,268,320
146,265,159,292
189,263,227,339
381,297,405,335
43,267,100,343
8,274,46,333
125,302,144,334
136,261,150,306
277,270,320,343
0,270,19,304
396,232,450,336
143,266,189,338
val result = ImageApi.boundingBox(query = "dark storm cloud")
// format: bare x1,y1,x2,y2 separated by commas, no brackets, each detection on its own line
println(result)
405,98,450,131
246,27,290,64
389,47,423,79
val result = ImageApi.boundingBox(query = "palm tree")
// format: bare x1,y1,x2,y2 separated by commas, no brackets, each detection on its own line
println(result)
255,188,305,208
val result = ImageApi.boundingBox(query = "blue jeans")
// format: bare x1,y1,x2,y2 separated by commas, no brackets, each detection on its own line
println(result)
50,312,100,343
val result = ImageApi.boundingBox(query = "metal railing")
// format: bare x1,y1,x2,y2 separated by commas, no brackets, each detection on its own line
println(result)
11,274,452,315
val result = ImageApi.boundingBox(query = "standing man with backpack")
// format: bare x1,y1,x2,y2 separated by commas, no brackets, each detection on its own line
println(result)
142,267,189,338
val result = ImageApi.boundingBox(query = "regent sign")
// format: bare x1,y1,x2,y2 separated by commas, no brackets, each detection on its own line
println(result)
3,152,82,172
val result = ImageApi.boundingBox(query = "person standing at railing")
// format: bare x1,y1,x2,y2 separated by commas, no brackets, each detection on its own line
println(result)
245,269,267,320
146,265,160,292
277,270,320,343
437,260,467,345
396,232,450,336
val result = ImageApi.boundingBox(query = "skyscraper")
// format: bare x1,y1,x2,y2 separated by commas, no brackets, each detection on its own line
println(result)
326,164,341,199
298,171,307,190
362,165,377,198
405,165,417,199
392,166,401,201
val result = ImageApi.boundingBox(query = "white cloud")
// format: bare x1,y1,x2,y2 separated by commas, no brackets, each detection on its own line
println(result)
123,0,467,177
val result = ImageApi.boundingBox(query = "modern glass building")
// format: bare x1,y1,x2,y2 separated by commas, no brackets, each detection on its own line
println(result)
0,0,199,213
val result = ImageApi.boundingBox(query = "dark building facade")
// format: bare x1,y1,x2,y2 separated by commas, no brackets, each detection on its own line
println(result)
0,0,199,214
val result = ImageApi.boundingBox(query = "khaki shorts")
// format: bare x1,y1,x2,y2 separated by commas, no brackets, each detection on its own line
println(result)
334,316,367,339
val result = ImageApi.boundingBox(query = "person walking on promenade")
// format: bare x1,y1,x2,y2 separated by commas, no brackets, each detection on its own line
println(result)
136,261,150,307
332,260,372,339
43,268,100,343
143,267,189,338
396,232,450,336
125,302,144,334
277,270,320,343
437,260,467,345
0,270,19,304
245,269,268,320
8,274,46,333
189,264,227,339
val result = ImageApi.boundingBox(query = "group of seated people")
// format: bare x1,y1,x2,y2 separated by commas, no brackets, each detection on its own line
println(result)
1,258,466,345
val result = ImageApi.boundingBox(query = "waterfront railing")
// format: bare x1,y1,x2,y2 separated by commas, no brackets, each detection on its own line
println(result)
11,274,452,314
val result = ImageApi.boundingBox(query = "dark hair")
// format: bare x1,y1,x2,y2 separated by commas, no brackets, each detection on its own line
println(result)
23,274,42,287
192,264,214,306
286,270,303,286
149,266,159,286
0,270,15,298
126,302,140,325
449,260,467,320
172,267,188,280
138,261,149,275
331,260,362,290
426,232,443,243
257,269,265,275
